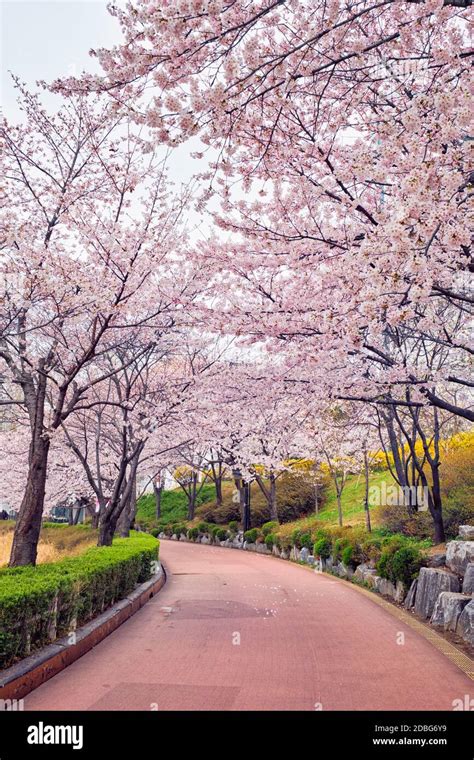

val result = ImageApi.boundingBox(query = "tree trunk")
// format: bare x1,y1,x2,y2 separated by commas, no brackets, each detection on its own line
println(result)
363,449,372,533
9,433,50,567
336,489,343,527
243,481,251,532
429,465,445,544
215,475,223,507
187,472,198,520
98,518,117,547
153,480,163,519
118,475,137,538
269,473,278,522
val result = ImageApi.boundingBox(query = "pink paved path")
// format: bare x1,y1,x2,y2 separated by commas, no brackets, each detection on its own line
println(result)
25,541,472,711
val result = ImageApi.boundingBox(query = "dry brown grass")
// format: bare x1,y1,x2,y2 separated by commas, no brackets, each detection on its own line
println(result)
0,522,97,566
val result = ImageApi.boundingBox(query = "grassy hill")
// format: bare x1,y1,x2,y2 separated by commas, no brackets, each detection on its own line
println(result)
135,483,216,531
135,469,380,533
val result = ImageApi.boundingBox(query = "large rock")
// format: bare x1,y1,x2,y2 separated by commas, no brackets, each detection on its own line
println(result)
446,540,474,575
201,535,211,544
299,547,310,563
430,592,472,632
280,549,290,560
462,563,474,594
414,567,460,619
426,553,446,568
272,544,280,557
404,579,418,609
458,525,474,540
456,599,474,647
374,577,405,602
354,563,378,584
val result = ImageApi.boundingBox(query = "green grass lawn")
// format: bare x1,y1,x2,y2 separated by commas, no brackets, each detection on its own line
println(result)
136,483,217,529
314,469,387,525
274,469,387,543
135,469,389,533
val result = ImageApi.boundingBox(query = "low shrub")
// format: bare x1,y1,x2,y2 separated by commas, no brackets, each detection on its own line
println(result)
216,528,228,542
332,537,350,562
265,533,278,549
0,532,158,669
313,538,331,559
197,522,210,534
389,546,424,586
187,527,199,541
262,521,278,537
228,521,239,533
150,528,160,538
244,528,258,544
377,536,424,587
291,529,313,549
341,545,354,567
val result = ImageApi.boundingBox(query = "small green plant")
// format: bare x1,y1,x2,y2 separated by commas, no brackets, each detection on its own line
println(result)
341,545,354,567
228,520,239,533
187,527,199,541
332,537,350,561
150,528,160,538
265,533,278,549
215,528,228,541
379,545,423,587
262,521,278,537
197,522,210,533
313,538,331,559
244,528,258,544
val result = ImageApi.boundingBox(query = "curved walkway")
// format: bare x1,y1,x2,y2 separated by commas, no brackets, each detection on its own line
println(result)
25,541,472,711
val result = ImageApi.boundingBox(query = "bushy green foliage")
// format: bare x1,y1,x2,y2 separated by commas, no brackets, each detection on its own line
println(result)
265,533,278,549
187,527,199,541
262,521,278,537
313,538,331,559
377,536,424,587
150,528,160,538
215,528,228,542
228,520,239,533
341,545,354,567
244,528,258,544
290,529,312,549
0,532,158,669
197,522,211,533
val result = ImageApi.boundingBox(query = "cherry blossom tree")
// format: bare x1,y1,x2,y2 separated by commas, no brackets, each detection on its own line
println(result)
64,0,472,424
1,85,205,564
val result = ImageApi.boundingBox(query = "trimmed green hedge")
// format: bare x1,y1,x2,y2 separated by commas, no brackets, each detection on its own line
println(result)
0,532,159,669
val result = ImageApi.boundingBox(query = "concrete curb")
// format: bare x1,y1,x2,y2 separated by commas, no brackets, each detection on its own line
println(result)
0,566,166,701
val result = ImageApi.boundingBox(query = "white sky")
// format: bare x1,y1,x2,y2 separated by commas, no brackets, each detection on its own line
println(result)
1,1,121,118
1,0,215,235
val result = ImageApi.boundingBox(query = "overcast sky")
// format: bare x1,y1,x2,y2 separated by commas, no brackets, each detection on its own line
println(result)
1,0,213,233
1,1,122,117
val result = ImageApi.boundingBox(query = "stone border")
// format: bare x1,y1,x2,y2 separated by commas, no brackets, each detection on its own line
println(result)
0,565,166,701
166,536,474,681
